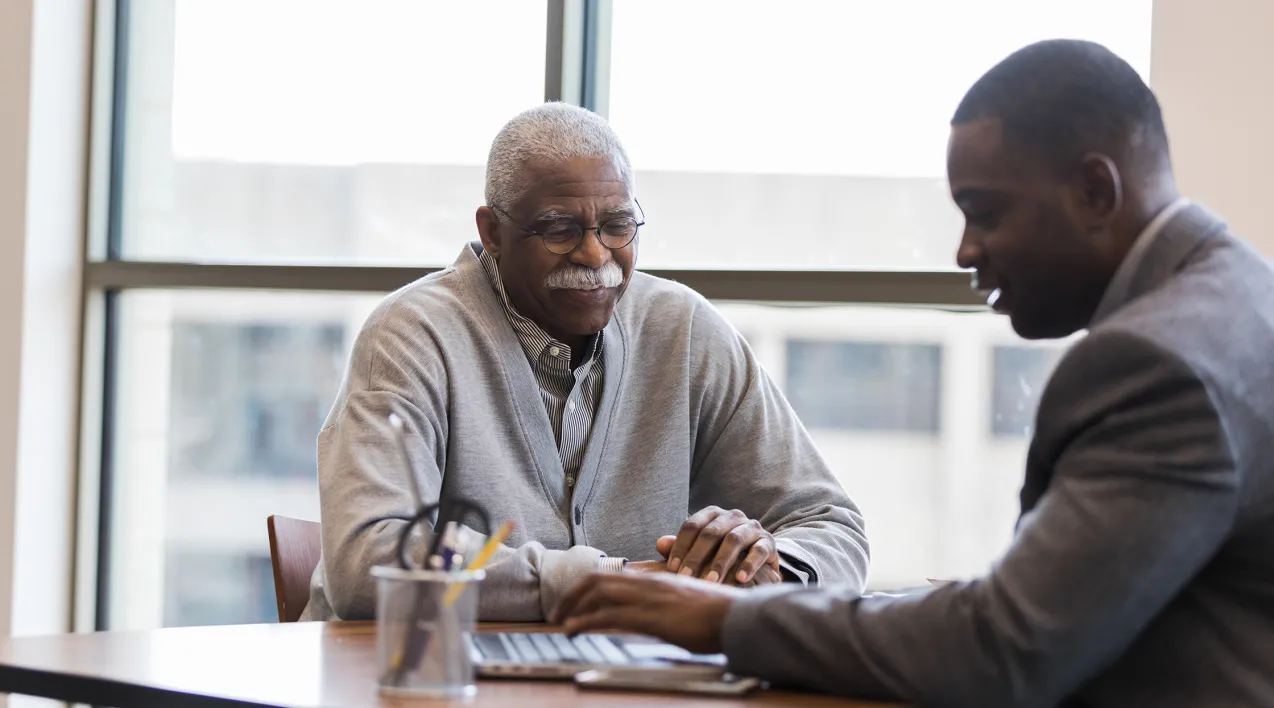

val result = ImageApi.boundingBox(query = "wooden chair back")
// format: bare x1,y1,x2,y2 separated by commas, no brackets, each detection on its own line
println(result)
266,515,322,622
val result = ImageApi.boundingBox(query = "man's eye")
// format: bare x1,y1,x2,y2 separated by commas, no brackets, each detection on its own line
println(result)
541,224,578,240
966,211,1001,229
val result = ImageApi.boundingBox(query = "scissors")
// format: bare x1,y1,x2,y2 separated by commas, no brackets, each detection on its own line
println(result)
384,411,493,686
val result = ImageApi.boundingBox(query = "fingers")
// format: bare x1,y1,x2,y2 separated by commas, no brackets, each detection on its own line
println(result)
674,509,750,580
557,575,737,654
703,522,767,584
731,535,776,584
678,513,741,581
562,606,653,638
552,572,664,626
752,564,782,585
666,506,724,573
552,572,605,625
655,535,676,559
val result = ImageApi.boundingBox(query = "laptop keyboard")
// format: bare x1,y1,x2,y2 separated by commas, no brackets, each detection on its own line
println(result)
472,632,633,665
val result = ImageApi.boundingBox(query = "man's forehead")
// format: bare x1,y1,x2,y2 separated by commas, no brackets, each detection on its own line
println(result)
514,156,633,215
947,117,1043,199
522,154,627,185
948,118,1012,177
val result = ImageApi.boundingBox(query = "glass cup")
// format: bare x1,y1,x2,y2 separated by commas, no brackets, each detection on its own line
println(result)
372,566,485,698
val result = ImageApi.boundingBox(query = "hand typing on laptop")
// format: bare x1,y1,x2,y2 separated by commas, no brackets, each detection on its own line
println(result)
553,572,737,655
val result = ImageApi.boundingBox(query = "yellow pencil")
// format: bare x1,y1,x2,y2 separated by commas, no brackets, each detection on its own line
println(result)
442,520,513,607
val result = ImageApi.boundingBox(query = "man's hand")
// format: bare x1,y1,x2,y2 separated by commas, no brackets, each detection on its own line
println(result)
552,572,740,654
624,559,670,573
667,507,781,585
621,535,678,574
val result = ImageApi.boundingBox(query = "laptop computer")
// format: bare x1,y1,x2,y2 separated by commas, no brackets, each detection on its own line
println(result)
468,631,728,679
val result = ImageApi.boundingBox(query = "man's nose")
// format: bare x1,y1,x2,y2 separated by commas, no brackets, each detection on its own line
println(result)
569,228,609,269
956,236,982,271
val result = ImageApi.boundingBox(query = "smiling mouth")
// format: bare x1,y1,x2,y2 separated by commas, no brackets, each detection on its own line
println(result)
970,273,1007,312
552,285,612,299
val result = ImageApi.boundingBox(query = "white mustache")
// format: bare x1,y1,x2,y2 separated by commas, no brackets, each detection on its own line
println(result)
543,262,624,290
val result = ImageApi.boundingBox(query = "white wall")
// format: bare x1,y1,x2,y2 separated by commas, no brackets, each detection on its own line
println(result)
1151,0,1274,255
0,0,37,646
0,0,89,649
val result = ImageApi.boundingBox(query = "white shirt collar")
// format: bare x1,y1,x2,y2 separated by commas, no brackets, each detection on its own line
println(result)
1089,197,1191,327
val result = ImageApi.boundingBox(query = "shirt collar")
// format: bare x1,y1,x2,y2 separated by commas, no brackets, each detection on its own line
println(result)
477,246,602,366
1089,197,1191,327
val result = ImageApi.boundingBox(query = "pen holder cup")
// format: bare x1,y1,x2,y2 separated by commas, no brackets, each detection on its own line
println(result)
372,566,486,698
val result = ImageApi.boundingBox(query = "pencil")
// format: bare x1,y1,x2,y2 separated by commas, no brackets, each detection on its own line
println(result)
442,520,513,607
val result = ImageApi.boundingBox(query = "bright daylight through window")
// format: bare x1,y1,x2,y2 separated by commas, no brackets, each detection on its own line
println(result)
98,0,1151,628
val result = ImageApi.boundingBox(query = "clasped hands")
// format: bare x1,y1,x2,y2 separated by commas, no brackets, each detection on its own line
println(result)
549,507,783,654
625,506,782,586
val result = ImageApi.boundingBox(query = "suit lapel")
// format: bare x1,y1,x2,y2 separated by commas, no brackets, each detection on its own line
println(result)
1115,204,1228,316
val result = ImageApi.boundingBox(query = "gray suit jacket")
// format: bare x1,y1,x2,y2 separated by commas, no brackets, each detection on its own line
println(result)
722,204,1274,707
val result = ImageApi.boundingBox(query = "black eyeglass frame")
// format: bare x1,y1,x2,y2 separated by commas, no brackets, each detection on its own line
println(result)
490,200,645,255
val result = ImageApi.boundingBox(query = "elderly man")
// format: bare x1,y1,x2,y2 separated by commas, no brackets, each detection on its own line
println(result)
300,102,870,622
555,40,1274,707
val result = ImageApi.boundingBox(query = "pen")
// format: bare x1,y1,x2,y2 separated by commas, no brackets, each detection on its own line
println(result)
439,522,459,571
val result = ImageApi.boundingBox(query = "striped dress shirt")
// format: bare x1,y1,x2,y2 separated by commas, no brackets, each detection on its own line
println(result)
478,249,604,489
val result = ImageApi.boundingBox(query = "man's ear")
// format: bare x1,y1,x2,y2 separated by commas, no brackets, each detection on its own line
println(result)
476,206,502,257
1075,153,1123,226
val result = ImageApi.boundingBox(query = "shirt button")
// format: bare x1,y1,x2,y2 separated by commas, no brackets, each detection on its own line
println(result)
566,475,575,487
568,401,577,412
548,346,560,357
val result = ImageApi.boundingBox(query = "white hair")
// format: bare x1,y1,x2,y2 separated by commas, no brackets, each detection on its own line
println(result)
484,102,633,212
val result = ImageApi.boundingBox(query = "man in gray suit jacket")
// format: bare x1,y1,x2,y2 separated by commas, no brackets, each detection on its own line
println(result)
553,39,1274,707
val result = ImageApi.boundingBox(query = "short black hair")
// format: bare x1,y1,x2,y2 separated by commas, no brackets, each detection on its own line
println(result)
953,39,1169,171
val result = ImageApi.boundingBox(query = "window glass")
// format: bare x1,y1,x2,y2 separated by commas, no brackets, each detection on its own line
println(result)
119,0,547,264
607,0,1153,269
106,292,1069,629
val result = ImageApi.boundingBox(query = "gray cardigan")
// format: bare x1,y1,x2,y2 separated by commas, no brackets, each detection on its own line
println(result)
302,243,870,621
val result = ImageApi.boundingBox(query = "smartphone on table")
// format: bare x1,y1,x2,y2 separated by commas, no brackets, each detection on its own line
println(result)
574,666,762,696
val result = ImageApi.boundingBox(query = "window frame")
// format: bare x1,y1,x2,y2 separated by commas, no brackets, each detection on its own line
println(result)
76,0,985,631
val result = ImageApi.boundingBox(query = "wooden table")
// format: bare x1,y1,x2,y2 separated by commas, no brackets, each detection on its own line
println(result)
0,621,899,707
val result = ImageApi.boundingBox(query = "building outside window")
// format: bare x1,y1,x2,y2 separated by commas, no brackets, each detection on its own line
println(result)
90,0,1151,627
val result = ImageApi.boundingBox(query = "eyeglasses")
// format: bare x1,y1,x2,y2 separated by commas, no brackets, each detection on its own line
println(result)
491,201,645,255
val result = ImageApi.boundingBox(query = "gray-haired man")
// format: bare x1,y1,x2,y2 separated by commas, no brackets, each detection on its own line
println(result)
300,103,870,622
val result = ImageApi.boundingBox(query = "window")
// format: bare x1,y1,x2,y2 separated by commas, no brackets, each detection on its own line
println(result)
170,321,347,480
991,345,1066,437
105,291,380,630
119,0,548,264
787,340,941,433
720,303,1067,588
606,0,1153,269
164,552,277,627
86,1,1150,628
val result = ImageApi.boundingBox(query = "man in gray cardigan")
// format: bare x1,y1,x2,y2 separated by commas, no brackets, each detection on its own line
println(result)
555,40,1274,707
300,103,870,622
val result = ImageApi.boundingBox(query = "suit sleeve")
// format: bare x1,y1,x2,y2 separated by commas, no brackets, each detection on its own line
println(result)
721,330,1240,706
